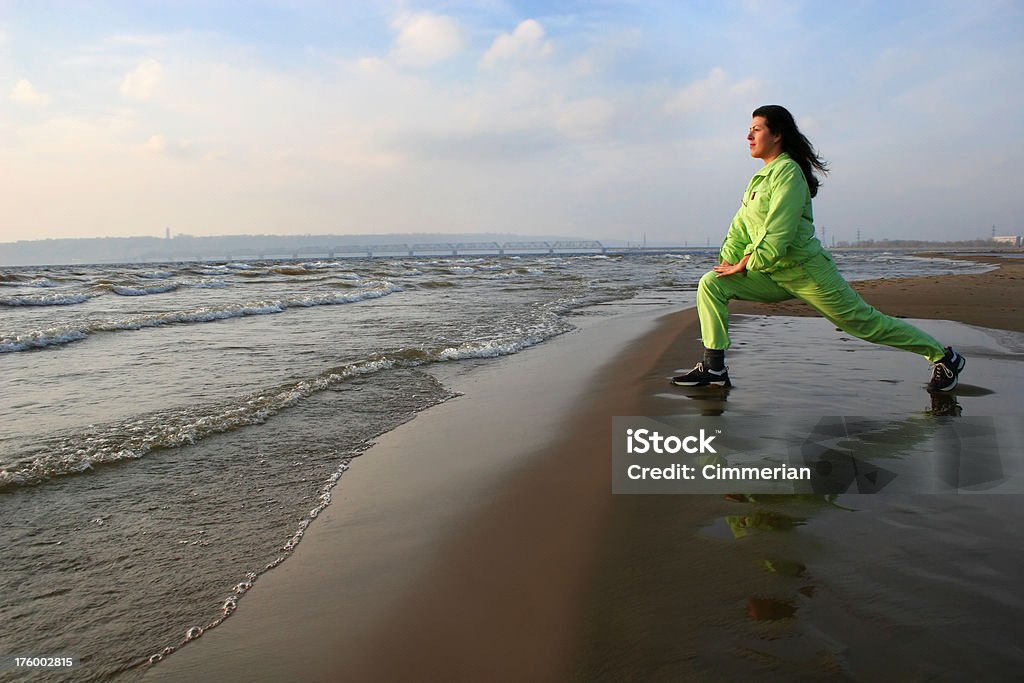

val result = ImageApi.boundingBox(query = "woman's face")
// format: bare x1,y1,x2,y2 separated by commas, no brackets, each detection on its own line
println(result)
747,116,782,161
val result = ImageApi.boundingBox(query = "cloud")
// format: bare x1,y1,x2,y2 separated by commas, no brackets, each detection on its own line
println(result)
120,59,163,100
665,67,759,114
553,98,614,139
137,133,167,155
10,80,51,106
390,13,464,68
104,33,170,48
135,133,201,159
14,114,133,156
481,19,553,68
354,56,389,75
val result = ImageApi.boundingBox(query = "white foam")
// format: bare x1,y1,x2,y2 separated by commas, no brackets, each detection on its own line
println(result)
286,282,402,307
0,292,92,306
111,283,180,296
28,278,57,287
436,330,557,361
0,283,402,354
0,328,90,352
191,279,228,289
0,358,399,488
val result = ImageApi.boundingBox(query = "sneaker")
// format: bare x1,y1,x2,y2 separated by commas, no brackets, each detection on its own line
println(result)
671,362,731,387
928,347,966,392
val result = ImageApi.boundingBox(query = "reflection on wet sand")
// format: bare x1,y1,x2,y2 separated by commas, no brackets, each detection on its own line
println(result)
669,384,731,416
926,391,961,416
589,315,1024,679
719,495,819,626
746,597,797,621
759,558,806,577
725,510,805,538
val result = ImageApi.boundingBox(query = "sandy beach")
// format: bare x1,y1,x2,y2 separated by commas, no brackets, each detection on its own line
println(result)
147,254,1024,682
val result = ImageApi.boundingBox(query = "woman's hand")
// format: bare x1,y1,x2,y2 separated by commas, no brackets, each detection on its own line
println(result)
713,255,750,277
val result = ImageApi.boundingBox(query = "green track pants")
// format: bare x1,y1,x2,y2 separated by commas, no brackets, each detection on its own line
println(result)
697,252,947,362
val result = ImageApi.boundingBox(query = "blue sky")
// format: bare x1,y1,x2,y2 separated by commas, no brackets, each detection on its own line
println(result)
1,0,1021,244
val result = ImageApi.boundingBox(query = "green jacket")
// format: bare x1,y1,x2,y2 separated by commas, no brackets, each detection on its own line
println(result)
720,152,826,273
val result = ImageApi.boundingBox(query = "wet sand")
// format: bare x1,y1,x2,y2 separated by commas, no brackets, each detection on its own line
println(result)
145,303,683,682
147,255,1024,682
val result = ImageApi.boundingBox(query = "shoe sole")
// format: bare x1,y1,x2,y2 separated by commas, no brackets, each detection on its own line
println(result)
671,378,731,387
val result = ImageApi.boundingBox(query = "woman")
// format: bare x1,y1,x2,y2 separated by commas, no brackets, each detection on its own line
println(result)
672,105,965,392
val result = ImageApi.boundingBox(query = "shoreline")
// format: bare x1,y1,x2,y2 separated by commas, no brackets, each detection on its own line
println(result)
147,255,1023,681
146,302,694,682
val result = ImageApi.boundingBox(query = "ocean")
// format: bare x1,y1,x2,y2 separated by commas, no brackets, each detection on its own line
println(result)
0,251,993,681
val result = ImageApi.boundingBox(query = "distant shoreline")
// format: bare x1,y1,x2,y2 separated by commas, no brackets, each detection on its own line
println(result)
1,233,1020,267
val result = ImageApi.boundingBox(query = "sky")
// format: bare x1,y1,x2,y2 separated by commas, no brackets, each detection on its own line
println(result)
1,0,1022,245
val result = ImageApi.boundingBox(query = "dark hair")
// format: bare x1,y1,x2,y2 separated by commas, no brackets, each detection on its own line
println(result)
752,105,829,198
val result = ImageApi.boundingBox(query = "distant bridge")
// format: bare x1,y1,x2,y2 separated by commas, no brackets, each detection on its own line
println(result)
148,241,715,262
162,240,598,261
251,240,608,258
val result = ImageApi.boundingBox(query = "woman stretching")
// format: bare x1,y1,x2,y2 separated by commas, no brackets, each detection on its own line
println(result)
672,105,965,392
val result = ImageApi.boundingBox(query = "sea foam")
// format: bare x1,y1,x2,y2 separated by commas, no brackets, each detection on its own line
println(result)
0,292,92,306
111,283,180,296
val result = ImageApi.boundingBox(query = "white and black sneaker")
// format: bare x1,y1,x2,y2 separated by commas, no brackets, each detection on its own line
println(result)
928,347,966,392
671,362,731,387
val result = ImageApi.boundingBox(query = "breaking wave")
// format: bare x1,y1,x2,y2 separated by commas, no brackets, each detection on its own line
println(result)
0,281,402,353
110,282,181,296
0,314,570,490
0,292,92,307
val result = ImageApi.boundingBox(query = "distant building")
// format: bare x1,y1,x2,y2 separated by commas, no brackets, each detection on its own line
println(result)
992,235,1021,248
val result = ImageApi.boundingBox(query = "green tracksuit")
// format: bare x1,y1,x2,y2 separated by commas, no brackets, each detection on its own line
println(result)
698,153,946,362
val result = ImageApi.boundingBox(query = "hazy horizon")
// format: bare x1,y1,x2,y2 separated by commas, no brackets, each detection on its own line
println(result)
0,230,628,267
2,1,1021,245
1,230,620,247
1,229,1005,249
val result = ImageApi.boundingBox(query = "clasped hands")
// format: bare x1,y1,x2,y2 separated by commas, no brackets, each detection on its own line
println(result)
712,255,750,277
